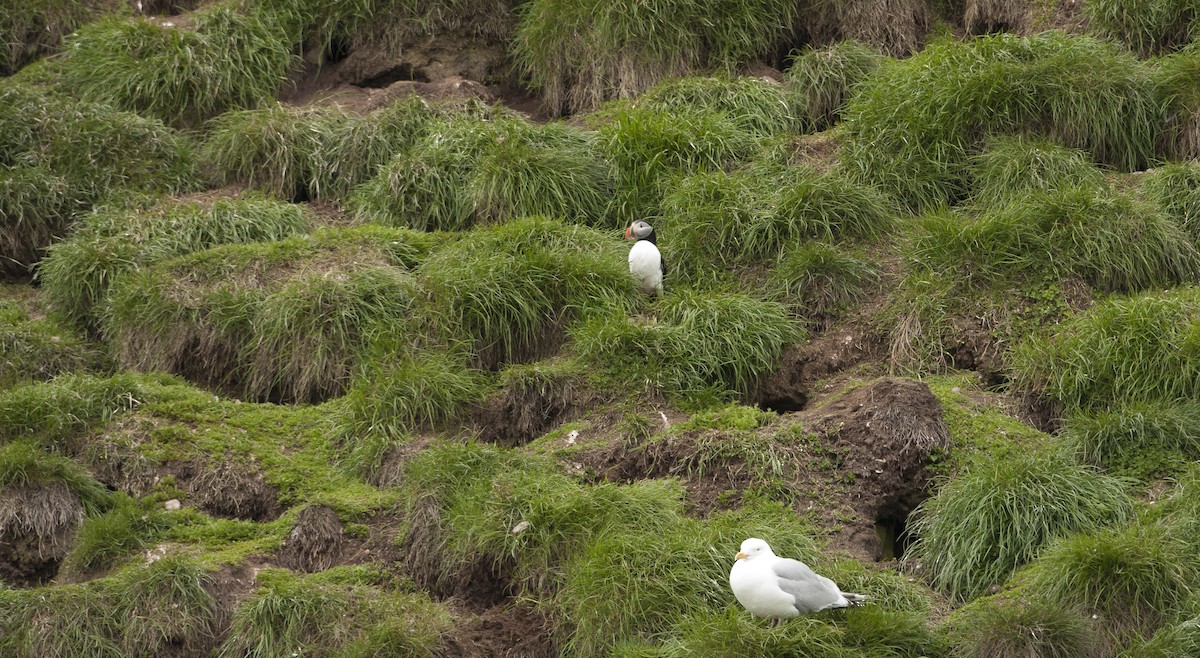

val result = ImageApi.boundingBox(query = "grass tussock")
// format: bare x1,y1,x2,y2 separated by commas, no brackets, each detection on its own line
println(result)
59,493,174,577
0,555,218,658
0,0,96,75
909,187,1200,293
637,76,801,136
572,290,803,402
948,597,1098,658
0,301,108,388
1009,286,1200,410
513,0,800,114
218,567,450,657
1062,401,1200,480
787,40,884,131
968,136,1105,208
203,95,455,202
842,32,1159,212
104,226,435,403
0,440,109,513
1152,45,1200,159
419,217,639,368
1085,0,1200,57
1144,162,1200,241
1023,521,1200,644
0,83,198,274
0,372,148,443
661,163,895,281
62,6,295,127
39,193,309,332
766,243,881,324
596,102,761,223
905,449,1135,600
350,114,613,230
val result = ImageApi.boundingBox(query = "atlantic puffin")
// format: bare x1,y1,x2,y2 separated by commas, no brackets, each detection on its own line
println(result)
625,220,665,295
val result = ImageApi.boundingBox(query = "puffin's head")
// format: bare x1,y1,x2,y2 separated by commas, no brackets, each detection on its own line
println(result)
735,537,774,562
625,220,654,241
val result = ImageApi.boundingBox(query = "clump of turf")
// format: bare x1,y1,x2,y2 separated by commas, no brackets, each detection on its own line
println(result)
1143,163,1200,241
842,32,1159,212
513,0,800,114
218,566,450,657
572,289,803,402
0,300,108,388
0,0,97,75
909,187,1200,293
967,136,1105,208
597,102,763,224
0,83,198,274
1009,286,1200,410
1085,0,1200,57
38,192,310,332
1151,44,1200,159
61,5,295,127
905,448,1135,600
1022,521,1200,645
418,217,639,368
947,597,1098,658
58,493,174,578
103,226,436,403
637,76,802,136
787,40,884,130
349,113,613,230
661,162,894,282
1062,401,1200,480
0,372,148,443
766,243,881,325
0,555,219,657
203,95,455,202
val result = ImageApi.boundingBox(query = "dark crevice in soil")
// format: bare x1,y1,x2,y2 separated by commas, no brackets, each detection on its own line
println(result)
355,63,432,88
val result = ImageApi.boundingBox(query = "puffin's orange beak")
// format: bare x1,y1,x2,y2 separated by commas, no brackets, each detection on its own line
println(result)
735,551,748,561
624,225,633,240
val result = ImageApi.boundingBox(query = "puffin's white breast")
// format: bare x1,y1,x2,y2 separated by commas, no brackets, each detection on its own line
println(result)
628,240,663,295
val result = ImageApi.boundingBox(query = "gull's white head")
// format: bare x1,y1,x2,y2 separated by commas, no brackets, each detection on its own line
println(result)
734,537,774,561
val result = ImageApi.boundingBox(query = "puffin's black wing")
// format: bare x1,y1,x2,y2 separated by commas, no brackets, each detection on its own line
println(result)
660,254,667,278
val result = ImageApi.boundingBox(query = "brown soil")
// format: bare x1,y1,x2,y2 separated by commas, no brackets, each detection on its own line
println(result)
0,482,83,586
439,601,558,658
278,504,345,573
184,458,281,522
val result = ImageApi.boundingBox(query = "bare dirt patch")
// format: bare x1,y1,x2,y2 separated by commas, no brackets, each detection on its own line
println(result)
0,482,82,586
439,601,558,658
278,504,345,573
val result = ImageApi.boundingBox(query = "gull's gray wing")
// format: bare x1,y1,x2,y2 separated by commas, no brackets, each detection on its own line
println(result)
770,558,846,613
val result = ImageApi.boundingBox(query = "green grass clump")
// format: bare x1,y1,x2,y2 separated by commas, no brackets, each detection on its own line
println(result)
419,217,639,367
1085,0,1200,57
1062,401,1200,480
203,96,450,202
0,555,218,658
219,566,450,657
766,243,881,323
0,372,148,443
1023,521,1200,643
0,300,108,387
842,32,1159,212
38,193,310,332
59,493,174,577
573,290,803,402
787,40,884,130
0,165,75,274
968,136,1106,208
350,115,613,230
909,187,1200,293
0,440,109,513
513,0,800,114
1143,161,1200,240
638,76,802,136
597,102,761,223
104,226,434,403
1122,610,1200,657
62,6,294,127
1153,45,1200,159
905,449,1135,600
948,597,1097,658
661,163,894,280
0,0,96,75
1009,287,1200,410
337,347,490,439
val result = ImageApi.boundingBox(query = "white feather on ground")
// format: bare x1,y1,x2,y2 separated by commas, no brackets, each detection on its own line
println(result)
729,538,869,618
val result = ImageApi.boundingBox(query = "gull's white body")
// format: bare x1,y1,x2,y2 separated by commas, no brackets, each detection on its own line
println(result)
628,239,664,296
729,538,867,618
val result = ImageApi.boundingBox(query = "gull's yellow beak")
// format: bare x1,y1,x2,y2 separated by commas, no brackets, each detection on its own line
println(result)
735,551,748,561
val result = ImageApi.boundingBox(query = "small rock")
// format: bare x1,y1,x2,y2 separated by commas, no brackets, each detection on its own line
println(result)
511,520,531,535
567,429,579,445
164,499,181,511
